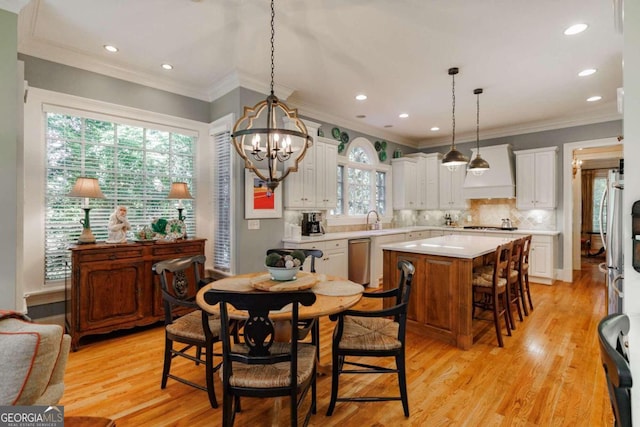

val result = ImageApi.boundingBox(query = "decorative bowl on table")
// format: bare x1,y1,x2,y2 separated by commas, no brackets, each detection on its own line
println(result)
264,250,307,281
266,265,299,281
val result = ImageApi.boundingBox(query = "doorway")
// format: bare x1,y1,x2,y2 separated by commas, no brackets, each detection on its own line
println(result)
562,138,622,282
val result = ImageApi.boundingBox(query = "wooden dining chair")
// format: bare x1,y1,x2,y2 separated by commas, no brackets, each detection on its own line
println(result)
152,254,221,408
520,235,534,314
202,289,317,427
597,313,632,427
326,259,415,417
472,241,513,347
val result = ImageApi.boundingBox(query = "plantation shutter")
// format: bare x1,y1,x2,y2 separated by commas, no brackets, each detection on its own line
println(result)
213,128,233,273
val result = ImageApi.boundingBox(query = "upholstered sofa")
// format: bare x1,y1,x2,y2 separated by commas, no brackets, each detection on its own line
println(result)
0,311,71,405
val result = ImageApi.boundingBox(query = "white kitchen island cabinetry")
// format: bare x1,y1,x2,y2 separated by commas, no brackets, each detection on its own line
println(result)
283,239,348,279
391,157,418,210
514,147,558,209
439,165,468,210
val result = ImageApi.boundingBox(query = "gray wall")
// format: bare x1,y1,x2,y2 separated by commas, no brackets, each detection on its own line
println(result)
19,54,211,123
0,9,18,310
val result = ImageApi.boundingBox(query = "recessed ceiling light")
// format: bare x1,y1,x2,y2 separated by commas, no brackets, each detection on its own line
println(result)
564,23,588,35
103,45,118,53
578,68,597,77
587,95,602,102
161,63,174,70
384,125,393,128
356,115,366,119
355,94,367,101
430,127,440,131
399,113,409,119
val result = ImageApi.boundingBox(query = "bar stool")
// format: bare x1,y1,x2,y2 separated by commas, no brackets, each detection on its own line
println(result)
507,237,525,327
472,241,513,347
520,235,534,314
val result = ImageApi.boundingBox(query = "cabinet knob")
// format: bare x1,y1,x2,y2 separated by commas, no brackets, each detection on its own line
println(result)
109,254,116,260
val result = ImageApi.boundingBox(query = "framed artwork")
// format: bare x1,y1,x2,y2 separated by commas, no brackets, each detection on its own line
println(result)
244,169,283,219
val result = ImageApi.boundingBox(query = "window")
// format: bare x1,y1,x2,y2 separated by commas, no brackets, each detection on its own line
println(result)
592,175,608,232
44,111,196,281
331,137,389,221
212,115,234,273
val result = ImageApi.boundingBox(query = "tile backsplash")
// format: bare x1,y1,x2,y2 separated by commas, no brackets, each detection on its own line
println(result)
284,198,556,236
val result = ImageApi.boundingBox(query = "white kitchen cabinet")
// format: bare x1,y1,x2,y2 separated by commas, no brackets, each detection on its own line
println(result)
406,153,441,210
439,165,468,210
528,234,555,284
391,157,418,209
370,233,407,287
283,239,348,278
514,147,557,209
315,137,339,209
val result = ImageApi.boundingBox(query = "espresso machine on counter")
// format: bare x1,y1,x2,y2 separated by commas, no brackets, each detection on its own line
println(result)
301,212,324,236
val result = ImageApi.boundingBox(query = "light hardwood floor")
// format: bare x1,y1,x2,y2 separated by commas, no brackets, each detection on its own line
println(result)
60,262,613,426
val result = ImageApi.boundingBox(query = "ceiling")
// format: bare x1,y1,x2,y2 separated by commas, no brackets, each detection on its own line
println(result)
14,0,623,148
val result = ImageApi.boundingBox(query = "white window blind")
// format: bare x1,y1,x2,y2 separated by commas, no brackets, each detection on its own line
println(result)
213,129,233,272
45,112,197,281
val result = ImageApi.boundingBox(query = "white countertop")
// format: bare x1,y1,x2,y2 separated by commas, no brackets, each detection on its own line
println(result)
282,225,559,244
380,234,516,259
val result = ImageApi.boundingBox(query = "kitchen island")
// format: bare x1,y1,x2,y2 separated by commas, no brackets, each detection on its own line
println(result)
381,234,519,350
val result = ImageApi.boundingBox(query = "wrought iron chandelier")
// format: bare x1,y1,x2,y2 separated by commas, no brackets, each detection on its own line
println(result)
442,67,469,171
231,0,312,192
467,88,490,176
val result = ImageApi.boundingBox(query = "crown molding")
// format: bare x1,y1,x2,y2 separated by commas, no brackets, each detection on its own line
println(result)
206,69,294,102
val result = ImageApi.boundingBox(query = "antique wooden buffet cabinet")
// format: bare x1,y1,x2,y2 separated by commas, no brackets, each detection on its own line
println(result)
66,238,206,350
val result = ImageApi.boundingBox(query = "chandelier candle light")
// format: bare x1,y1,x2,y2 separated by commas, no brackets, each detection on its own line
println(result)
467,88,490,176
67,176,105,244
442,67,469,171
230,0,313,192
167,182,193,222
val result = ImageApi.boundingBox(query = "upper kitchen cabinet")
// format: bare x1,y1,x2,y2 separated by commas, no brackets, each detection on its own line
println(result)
283,122,339,209
439,164,468,210
406,153,441,210
514,147,558,209
391,157,418,209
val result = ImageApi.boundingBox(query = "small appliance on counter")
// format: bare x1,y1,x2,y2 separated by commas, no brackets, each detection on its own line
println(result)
301,211,324,236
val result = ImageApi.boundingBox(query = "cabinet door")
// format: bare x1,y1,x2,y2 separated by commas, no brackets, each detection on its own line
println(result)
392,159,418,209
530,240,552,278
317,142,338,208
322,240,348,278
516,153,536,209
532,150,556,208
78,260,145,332
450,166,468,209
425,156,440,209
284,143,316,208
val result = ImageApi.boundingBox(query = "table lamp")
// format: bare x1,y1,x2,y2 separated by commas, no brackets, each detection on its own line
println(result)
68,177,106,244
167,182,193,221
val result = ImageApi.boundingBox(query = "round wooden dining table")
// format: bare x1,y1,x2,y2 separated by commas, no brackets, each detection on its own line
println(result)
196,271,364,322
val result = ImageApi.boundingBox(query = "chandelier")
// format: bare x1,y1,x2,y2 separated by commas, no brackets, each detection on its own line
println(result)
467,88,490,176
231,0,312,192
442,67,469,171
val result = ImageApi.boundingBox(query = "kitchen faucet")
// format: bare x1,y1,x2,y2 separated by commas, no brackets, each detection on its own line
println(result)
366,210,381,230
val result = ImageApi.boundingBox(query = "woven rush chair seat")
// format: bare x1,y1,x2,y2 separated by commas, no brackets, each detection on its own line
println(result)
472,271,507,288
339,316,401,351
223,342,316,389
166,310,221,341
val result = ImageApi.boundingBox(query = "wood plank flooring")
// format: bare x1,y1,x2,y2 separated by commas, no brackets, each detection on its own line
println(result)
60,262,613,426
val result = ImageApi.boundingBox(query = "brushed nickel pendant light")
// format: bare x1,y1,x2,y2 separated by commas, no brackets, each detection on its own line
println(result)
442,67,469,171
467,88,490,176
230,0,312,192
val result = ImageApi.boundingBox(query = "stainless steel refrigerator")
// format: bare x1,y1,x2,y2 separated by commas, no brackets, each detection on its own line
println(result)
598,168,624,314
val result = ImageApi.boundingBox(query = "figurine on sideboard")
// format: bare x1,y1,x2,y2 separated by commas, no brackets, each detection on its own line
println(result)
106,205,130,243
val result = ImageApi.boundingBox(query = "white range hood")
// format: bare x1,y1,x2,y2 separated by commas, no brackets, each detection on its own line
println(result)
463,144,515,199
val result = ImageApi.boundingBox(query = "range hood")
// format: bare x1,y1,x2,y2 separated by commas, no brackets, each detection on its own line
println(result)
463,144,516,199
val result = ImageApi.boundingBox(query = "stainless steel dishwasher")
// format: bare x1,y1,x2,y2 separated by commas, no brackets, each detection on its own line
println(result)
348,238,371,285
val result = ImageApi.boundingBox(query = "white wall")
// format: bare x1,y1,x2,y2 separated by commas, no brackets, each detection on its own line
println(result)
623,1,640,313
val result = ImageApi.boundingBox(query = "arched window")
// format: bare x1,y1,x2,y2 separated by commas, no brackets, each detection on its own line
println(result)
330,137,390,223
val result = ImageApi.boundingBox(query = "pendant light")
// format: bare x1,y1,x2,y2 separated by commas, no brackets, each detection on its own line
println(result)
467,88,490,176
442,67,469,171
230,0,312,192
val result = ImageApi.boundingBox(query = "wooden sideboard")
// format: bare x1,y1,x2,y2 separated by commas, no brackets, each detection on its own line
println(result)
66,238,206,350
